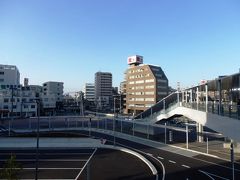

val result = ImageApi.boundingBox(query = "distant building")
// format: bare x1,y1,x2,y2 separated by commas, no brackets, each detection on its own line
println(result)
83,83,95,103
42,81,64,114
120,81,127,113
95,72,112,111
0,85,37,118
125,55,168,115
0,64,20,85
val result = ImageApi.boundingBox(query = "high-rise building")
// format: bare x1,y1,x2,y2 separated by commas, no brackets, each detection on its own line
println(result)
0,64,20,85
125,55,168,115
95,72,112,111
83,83,95,102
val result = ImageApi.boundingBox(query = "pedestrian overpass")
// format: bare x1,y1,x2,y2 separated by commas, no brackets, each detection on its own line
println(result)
135,72,240,143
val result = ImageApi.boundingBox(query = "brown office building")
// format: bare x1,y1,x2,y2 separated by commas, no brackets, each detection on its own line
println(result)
125,55,168,115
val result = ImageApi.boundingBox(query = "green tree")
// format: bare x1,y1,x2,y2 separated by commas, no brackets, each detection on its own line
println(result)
0,154,22,180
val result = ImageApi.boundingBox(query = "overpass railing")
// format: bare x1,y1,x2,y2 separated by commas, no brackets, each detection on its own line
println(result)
182,102,240,120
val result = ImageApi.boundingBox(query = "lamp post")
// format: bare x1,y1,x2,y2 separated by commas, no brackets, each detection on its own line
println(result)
35,99,40,180
113,97,116,146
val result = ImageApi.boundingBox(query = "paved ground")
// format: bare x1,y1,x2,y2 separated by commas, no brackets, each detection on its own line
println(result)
0,148,155,180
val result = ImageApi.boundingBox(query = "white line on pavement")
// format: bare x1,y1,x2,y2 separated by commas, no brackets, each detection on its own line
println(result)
147,153,153,156
157,156,164,160
168,160,176,164
0,168,82,170
198,170,229,180
75,148,97,180
198,170,215,180
0,159,88,162
181,165,190,169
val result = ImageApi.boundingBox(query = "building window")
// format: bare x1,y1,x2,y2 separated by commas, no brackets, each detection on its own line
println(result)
13,105,17,109
145,98,154,101
4,98,9,103
145,79,154,83
146,85,154,89
31,105,35,109
145,91,154,95
24,105,28,109
0,72,4,75
135,80,144,84
135,98,144,101
129,81,135,85
3,105,8,109
136,86,144,90
135,92,144,95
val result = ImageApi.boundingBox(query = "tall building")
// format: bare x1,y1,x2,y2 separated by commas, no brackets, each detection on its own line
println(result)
95,72,112,111
0,64,20,85
125,55,168,115
83,83,95,102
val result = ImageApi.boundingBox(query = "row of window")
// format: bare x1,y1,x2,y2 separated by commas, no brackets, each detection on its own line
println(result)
129,79,155,84
3,104,36,109
3,98,35,103
128,104,154,108
129,74,151,79
128,98,155,102
128,68,146,74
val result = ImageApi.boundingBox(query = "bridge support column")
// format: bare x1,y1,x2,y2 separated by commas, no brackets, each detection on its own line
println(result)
197,123,203,143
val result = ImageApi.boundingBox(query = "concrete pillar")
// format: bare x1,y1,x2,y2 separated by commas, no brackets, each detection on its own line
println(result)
182,91,185,102
190,89,193,103
197,123,203,143
177,91,180,104
205,84,208,112
185,91,188,103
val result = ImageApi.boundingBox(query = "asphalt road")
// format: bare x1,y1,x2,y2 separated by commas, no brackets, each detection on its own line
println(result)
1,118,240,179
0,148,154,180
86,130,240,180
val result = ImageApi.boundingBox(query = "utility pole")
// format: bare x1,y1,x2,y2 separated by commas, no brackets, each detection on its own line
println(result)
35,99,40,180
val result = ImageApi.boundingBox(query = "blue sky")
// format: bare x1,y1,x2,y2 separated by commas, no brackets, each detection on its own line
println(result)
0,0,240,92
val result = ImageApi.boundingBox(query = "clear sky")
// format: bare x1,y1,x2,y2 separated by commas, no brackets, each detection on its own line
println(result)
0,0,240,93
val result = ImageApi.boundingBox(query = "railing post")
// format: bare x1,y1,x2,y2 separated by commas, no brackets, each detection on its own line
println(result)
197,87,199,110
186,123,189,149
205,84,208,113
165,123,167,144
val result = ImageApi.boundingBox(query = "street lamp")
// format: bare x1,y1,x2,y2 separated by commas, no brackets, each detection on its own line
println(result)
113,97,116,146
35,99,40,180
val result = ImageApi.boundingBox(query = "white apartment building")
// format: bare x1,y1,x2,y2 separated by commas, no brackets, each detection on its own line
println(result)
42,81,64,109
83,83,95,102
0,86,37,118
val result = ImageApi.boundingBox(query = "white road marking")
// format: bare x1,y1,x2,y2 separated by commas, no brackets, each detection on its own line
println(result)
0,159,88,162
198,170,229,180
181,165,191,169
115,142,165,180
0,168,82,170
198,170,215,180
146,153,153,156
75,148,98,180
0,153,93,155
169,160,176,164
157,156,164,160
